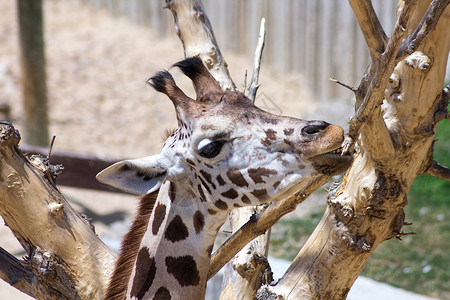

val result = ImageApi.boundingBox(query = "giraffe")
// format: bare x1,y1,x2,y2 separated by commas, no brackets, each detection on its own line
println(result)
97,57,352,300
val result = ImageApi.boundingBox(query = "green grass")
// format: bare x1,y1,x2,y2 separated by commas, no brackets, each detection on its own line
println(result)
270,119,450,299
270,211,323,261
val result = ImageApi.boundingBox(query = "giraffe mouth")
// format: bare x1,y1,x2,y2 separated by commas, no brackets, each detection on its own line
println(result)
325,147,346,155
309,146,353,175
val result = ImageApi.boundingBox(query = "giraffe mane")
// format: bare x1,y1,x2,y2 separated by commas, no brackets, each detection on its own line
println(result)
162,128,177,142
104,190,159,300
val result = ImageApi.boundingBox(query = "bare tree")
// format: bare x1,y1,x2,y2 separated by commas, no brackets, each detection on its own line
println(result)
0,0,449,299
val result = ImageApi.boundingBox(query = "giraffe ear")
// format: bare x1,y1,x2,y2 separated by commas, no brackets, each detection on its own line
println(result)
96,155,167,195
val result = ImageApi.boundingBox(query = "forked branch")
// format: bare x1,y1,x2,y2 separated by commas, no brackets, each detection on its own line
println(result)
398,0,450,59
346,0,450,154
344,0,418,154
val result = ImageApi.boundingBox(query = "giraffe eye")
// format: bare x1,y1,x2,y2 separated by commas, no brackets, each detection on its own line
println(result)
197,139,226,159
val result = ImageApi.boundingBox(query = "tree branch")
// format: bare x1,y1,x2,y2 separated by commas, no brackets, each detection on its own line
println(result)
247,18,266,104
219,19,269,298
164,0,236,91
343,0,418,156
0,122,115,299
0,246,64,299
328,76,358,93
426,160,450,180
208,175,331,279
348,0,387,59
397,0,450,59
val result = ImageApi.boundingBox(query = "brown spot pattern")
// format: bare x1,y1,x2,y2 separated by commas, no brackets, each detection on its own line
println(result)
251,189,268,198
284,139,295,148
284,128,294,135
265,129,277,140
216,174,226,186
221,188,239,199
152,203,167,235
259,115,279,125
164,215,189,242
197,184,207,202
241,195,251,204
226,168,248,187
130,247,156,299
261,138,272,147
186,158,196,166
193,211,205,234
154,287,171,300
248,167,278,184
208,209,217,215
199,176,212,194
169,182,176,203
165,256,200,286
200,170,216,189
214,200,228,210
206,245,214,257
273,181,282,190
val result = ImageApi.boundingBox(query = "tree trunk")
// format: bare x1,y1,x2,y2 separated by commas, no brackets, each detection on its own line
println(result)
17,0,49,147
258,1,450,299
0,123,115,299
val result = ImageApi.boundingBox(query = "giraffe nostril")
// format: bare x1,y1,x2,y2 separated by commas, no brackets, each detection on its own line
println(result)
302,122,330,135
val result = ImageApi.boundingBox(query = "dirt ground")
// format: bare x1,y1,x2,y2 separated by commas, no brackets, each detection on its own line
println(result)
0,0,323,298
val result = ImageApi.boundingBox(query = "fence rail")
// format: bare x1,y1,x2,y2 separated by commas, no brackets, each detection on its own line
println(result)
81,0,450,101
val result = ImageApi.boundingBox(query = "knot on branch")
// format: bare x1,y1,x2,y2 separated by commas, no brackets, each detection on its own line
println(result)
255,285,284,300
29,155,64,186
339,230,374,253
405,51,432,71
22,246,80,299
370,171,403,205
0,122,20,148
232,252,272,282
434,82,450,122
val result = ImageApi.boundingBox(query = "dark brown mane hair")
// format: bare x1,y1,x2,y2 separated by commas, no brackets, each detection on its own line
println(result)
104,190,159,300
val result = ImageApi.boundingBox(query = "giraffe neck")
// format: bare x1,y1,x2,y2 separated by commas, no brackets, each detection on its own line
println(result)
126,181,228,299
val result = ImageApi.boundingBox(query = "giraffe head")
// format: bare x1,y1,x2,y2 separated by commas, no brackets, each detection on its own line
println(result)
97,57,351,210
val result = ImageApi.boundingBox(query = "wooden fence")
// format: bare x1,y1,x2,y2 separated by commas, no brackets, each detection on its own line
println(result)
80,0,450,102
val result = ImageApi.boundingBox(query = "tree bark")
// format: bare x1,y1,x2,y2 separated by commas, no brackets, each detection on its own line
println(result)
0,123,115,299
17,0,49,147
165,0,236,91
259,1,450,299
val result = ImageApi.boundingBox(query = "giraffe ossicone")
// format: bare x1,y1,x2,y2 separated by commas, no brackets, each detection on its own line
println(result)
97,57,352,300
